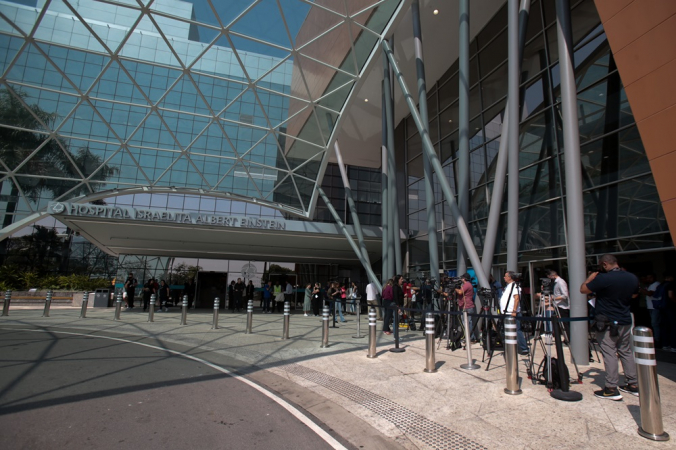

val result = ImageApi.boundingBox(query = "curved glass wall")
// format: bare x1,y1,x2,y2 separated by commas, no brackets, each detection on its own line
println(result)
403,0,672,273
0,0,402,230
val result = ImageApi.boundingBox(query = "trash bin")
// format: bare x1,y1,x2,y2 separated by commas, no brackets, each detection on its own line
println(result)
93,289,110,308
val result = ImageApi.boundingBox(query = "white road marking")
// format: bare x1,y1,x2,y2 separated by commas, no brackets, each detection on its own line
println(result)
1,327,347,450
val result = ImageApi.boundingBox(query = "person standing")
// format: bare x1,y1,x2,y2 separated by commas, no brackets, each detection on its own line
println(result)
334,282,346,322
311,283,322,316
499,272,529,355
142,278,154,312
381,279,394,334
246,280,254,307
641,273,662,347
303,283,312,316
455,273,477,342
663,273,676,352
157,279,170,312
365,280,380,320
581,254,639,400
284,280,294,309
234,278,245,312
273,281,283,312
184,279,195,309
262,281,272,313
124,272,137,309
546,269,570,338
391,275,404,332
228,280,235,312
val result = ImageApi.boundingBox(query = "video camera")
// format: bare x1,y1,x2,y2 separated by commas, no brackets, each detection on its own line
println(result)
443,276,464,290
540,277,553,295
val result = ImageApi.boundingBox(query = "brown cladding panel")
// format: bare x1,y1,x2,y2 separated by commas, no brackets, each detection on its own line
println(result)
592,0,633,22
600,0,676,52
594,0,676,243
623,58,676,123
638,105,676,160
650,151,676,203
613,14,676,86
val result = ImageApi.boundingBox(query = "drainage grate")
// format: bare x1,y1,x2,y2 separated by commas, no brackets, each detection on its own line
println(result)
281,364,487,450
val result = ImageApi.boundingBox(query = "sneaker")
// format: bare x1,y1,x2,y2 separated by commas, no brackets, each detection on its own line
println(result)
663,346,672,351
304,313,308,317
618,384,639,397
594,386,622,401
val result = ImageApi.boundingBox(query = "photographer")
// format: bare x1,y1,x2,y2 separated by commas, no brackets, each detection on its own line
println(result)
537,269,570,336
581,254,639,400
499,271,529,355
455,273,477,342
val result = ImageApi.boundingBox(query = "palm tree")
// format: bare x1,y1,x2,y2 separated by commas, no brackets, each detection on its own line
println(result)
1,87,118,266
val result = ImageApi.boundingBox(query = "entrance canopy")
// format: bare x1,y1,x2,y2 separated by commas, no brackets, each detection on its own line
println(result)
49,202,383,264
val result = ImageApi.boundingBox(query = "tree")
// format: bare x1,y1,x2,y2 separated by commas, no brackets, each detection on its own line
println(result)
1,87,118,269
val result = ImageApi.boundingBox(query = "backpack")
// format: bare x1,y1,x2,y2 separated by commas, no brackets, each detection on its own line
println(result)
540,357,570,390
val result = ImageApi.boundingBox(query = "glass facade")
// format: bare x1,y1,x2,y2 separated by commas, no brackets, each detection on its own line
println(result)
0,0,402,226
402,0,672,274
0,0,395,280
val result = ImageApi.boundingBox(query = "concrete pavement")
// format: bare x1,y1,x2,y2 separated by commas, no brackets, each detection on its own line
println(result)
1,305,674,449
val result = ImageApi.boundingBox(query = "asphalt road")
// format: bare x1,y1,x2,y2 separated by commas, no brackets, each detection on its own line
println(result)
0,328,336,450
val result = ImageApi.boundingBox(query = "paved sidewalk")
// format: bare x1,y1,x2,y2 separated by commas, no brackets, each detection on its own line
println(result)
1,306,674,449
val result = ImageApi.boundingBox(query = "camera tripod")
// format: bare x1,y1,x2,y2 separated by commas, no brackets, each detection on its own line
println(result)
436,292,465,351
471,291,505,370
527,292,581,386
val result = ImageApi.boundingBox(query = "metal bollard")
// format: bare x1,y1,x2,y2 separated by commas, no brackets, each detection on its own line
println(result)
80,291,89,318
180,295,188,325
504,316,522,395
367,307,377,358
212,297,220,329
114,291,122,320
2,290,11,316
424,313,437,373
43,290,53,317
282,301,290,339
352,299,364,339
460,310,480,370
148,294,156,322
320,305,330,348
633,327,669,441
245,300,253,334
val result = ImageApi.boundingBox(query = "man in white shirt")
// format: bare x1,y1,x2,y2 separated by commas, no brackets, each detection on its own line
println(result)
641,273,662,346
365,281,381,320
547,269,570,337
284,281,294,307
499,271,529,354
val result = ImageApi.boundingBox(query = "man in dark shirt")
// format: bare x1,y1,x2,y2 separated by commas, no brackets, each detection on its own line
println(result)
581,254,639,400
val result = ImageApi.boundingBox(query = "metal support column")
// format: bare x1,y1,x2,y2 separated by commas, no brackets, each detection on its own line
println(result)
457,0,470,276
482,0,531,277
381,40,489,289
317,187,382,293
411,0,439,280
556,0,588,365
507,0,520,272
383,41,401,274
335,141,371,266
381,83,391,281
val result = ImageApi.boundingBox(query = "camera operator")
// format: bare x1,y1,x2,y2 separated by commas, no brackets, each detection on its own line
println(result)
418,278,434,330
580,254,639,400
499,271,529,355
455,273,477,342
547,269,570,335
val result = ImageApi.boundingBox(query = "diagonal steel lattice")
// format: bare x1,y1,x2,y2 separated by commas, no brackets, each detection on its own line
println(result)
0,0,403,226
